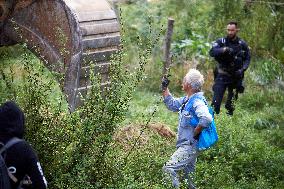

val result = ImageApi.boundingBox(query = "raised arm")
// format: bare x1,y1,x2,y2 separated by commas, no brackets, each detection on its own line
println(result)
163,90,184,112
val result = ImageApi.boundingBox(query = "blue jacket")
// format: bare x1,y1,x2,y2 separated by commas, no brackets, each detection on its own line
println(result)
164,92,212,148
209,37,250,75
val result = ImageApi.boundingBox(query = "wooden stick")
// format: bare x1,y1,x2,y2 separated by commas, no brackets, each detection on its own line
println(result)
162,18,175,76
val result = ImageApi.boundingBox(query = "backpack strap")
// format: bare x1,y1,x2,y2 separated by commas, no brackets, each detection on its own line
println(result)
0,138,23,184
185,95,206,111
0,138,23,155
185,95,213,119
180,96,189,112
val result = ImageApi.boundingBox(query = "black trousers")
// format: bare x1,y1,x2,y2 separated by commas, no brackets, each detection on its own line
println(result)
212,74,237,115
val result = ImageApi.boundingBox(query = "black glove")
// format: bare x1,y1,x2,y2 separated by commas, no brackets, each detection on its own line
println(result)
224,47,234,56
235,69,244,78
161,76,170,91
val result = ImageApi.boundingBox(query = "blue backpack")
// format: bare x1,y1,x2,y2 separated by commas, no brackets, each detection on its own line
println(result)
185,95,218,150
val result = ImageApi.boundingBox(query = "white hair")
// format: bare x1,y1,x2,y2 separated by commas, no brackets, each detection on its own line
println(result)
184,69,204,91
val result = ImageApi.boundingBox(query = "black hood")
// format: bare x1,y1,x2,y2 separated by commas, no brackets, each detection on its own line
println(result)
0,101,25,139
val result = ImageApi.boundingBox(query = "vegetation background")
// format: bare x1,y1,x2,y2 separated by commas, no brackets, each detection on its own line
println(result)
0,0,284,188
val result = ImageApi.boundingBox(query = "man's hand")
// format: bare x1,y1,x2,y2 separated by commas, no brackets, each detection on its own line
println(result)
223,47,234,55
161,76,170,91
193,125,203,140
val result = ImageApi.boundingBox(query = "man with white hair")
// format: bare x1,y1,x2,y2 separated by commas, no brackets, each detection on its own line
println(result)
161,69,213,188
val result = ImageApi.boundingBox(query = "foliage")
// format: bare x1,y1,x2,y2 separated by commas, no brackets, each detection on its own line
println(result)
0,6,162,185
250,58,284,85
209,0,284,62
120,0,284,93
119,0,215,93
172,32,211,64
98,89,284,188
1,0,284,188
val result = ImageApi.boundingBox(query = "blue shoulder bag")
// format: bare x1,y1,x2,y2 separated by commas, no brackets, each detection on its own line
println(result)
185,95,218,150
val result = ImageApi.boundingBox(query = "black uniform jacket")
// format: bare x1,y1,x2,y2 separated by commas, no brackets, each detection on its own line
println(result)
209,36,250,75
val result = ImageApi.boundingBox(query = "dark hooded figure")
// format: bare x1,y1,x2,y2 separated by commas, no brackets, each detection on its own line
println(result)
0,101,47,189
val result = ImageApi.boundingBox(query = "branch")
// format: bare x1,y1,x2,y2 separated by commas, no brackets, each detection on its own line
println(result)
162,18,175,76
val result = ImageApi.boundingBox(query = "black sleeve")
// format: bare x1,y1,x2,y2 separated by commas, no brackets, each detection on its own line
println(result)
24,144,47,189
241,41,251,71
4,140,47,189
209,38,225,57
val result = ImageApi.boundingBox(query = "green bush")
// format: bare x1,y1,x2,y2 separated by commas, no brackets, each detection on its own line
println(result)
0,15,158,187
1,46,284,188
209,0,284,62
1,1,284,188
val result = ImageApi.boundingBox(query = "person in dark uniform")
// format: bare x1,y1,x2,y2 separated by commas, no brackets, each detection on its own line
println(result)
0,101,47,189
209,21,250,115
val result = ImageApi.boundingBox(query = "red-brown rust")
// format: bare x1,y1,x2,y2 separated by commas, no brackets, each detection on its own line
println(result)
0,0,34,21
5,1,73,72
0,1,10,21
14,0,34,11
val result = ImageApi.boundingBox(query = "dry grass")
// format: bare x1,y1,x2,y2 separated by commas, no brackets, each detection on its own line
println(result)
113,122,175,149
148,122,176,138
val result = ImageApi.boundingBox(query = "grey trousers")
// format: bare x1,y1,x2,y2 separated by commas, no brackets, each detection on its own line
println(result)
163,145,198,188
